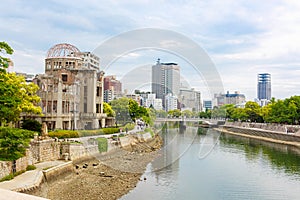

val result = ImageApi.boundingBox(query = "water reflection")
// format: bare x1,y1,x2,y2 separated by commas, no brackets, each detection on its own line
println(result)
219,133,300,177
121,123,300,200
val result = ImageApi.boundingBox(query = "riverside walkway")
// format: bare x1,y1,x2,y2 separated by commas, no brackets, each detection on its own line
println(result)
0,160,67,200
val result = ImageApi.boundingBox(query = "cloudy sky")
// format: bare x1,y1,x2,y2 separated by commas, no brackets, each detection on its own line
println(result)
1,0,300,100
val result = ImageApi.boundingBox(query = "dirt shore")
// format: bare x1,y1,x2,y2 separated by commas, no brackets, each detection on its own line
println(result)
40,135,162,200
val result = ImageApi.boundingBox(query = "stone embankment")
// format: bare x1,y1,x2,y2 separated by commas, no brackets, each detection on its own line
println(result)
217,122,300,147
38,134,163,200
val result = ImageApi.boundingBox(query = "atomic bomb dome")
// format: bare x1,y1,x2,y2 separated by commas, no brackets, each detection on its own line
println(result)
46,43,81,58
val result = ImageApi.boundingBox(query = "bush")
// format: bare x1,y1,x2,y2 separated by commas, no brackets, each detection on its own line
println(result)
0,127,35,161
0,170,26,182
0,173,14,182
102,127,120,134
48,130,79,139
22,119,42,133
97,137,108,153
26,165,36,171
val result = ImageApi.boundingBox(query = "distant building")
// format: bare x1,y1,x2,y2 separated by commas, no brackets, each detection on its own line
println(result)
213,91,246,107
145,93,163,110
103,89,113,103
165,93,178,112
152,59,180,108
257,73,271,100
203,100,212,110
16,72,35,83
103,75,122,102
178,88,202,112
81,52,100,70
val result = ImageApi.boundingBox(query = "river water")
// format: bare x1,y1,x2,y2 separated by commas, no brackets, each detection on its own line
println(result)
121,123,300,200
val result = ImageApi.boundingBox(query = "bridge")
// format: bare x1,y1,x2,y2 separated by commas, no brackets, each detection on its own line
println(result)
155,118,224,126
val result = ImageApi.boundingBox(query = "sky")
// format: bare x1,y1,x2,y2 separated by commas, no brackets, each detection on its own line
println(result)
1,0,300,101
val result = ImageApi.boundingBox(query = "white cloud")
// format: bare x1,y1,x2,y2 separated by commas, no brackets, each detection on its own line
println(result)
1,0,300,100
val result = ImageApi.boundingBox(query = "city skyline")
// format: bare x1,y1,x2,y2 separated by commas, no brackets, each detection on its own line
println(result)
1,1,300,100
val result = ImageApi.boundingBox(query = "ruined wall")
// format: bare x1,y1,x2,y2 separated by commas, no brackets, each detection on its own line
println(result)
0,161,12,179
0,150,30,179
61,143,99,161
30,139,60,162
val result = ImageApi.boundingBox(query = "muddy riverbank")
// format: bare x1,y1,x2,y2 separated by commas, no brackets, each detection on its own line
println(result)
31,134,162,200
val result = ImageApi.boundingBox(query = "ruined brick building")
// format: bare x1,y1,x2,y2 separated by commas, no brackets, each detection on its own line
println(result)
33,43,106,130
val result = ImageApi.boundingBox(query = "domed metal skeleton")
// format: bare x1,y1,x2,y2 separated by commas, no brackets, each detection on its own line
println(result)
46,43,81,58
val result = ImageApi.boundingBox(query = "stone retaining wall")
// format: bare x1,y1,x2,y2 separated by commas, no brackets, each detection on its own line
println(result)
222,125,300,143
30,139,60,162
225,121,300,134
61,143,99,161
0,150,30,180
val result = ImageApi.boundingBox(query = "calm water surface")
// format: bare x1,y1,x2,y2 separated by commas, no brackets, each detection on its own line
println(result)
121,124,300,200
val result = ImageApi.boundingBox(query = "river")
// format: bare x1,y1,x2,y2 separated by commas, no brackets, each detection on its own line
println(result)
121,123,300,200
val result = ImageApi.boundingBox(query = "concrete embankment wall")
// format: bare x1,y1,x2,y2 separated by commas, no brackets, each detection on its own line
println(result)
42,161,73,182
221,125,300,145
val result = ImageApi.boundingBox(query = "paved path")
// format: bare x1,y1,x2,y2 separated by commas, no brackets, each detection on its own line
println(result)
0,160,66,191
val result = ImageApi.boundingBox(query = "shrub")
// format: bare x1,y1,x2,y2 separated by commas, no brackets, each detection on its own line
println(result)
97,137,108,153
0,173,14,182
0,127,35,161
102,127,120,134
22,119,42,134
48,130,79,139
26,165,36,171
0,170,26,182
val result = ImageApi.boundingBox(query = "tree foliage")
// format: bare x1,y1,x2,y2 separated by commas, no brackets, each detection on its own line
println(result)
214,96,300,125
0,42,42,125
168,109,181,118
103,102,115,117
21,119,42,133
0,72,42,124
109,97,154,125
0,127,35,160
0,42,13,73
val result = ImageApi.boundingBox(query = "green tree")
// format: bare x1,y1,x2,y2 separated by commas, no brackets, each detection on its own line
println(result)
182,110,193,118
103,102,115,117
21,119,42,133
244,101,263,122
109,97,130,125
231,107,248,121
0,42,13,72
0,72,42,124
168,109,181,118
0,127,35,160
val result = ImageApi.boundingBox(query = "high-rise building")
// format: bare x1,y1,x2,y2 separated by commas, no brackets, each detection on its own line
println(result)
152,59,180,105
103,75,122,101
257,73,271,100
178,88,202,112
203,100,212,110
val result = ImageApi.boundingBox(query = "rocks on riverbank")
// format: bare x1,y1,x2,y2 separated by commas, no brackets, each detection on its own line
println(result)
40,134,163,200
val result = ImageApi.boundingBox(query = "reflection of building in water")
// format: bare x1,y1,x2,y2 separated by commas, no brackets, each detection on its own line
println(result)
32,43,106,130
151,123,180,181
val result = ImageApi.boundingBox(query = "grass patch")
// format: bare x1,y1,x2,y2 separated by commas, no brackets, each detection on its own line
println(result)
0,170,26,182
97,138,108,153
26,165,36,171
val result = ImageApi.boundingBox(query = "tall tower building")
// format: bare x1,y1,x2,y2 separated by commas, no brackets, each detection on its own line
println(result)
151,59,180,102
257,73,271,100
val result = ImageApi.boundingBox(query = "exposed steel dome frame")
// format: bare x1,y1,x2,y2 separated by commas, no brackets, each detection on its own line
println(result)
46,43,81,58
